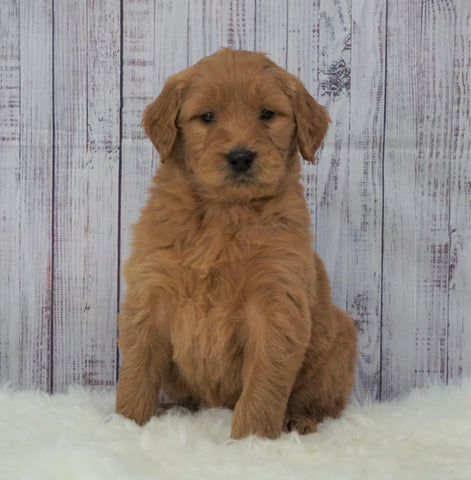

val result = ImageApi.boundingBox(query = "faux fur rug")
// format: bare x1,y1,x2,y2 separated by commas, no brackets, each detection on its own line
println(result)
0,381,470,480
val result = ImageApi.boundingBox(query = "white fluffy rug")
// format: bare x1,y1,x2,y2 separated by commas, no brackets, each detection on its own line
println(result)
1,381,470,480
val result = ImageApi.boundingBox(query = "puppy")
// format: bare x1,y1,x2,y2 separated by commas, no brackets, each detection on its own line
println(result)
116,48,357,439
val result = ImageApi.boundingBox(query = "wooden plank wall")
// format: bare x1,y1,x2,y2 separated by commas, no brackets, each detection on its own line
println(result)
0,0,469,403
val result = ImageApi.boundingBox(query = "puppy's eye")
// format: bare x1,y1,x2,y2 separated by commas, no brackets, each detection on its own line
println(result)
200,111,215,124
259,108,275,122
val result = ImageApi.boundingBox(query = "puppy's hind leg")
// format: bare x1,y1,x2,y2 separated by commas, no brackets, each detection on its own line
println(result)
285,305,357,434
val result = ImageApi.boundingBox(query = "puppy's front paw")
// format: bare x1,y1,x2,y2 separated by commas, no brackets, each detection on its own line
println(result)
116,379,158,426
116,400,155,426
230,399,283,440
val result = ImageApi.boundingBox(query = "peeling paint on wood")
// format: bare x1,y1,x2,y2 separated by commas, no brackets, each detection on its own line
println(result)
0,0,21,389
52,0,120,392
448,1,471,382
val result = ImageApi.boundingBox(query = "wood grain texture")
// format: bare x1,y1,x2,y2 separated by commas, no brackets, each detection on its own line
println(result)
381,0,420,400
188,0,257,60
220,0,255,50
17,0,54,390
120,0,157,297
255,0,287,66
448,1,471,380
382,0,456,399
315,0,351,310
0,0,469,397
0,0,21,387
52,0,120,391
347,0,385,401
414,0,455,387
188,0,223,62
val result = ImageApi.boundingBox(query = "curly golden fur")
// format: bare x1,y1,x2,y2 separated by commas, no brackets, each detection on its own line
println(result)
116,48,357,439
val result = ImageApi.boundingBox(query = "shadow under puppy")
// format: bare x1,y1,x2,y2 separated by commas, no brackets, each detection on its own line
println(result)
116,48,357,440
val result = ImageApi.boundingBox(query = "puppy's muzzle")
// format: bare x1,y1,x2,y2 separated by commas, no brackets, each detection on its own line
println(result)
226,148,256,173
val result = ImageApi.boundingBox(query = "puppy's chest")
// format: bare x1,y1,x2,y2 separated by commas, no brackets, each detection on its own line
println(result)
167,219,255,404
163,207,289,404
170,266,245,405
180,217,258,273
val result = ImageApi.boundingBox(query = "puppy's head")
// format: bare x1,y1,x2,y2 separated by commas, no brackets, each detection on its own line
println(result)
143,49,329,201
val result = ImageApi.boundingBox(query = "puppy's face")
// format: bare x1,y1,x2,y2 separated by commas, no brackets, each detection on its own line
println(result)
178,62,298,200
143,49,330,202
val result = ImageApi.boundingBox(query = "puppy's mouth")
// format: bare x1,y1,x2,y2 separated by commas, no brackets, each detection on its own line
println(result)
226,168,257,185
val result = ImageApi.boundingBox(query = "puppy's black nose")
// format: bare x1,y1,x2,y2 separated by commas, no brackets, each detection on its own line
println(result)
226,148,256,173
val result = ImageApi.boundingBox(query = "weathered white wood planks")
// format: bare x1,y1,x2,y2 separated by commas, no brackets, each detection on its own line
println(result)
448,1,471,381
18,0,54,390
256,0,287,66
315,0,351,313
347,0,385,401
414,0,455,388
0,0,21,387
0,0,469,399
120,0,157,298
52,0,120,391
221,0,256,50
0,0,54,391
382,0,457,399
188,0,256,60
188,0,223,61
382,0,420,400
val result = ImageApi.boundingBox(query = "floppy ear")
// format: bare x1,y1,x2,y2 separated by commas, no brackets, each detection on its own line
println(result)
287,74,330,163
141,73,184,161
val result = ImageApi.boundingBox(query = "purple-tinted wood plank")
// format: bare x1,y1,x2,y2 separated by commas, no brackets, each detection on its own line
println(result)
221,0,256,50
345,0,385,402
315,0,351,310
18,0,54,391
0,0,21,387
120,0,157,294
255,0,287,66
382,0,455,399
188,0,223,62
188,0,257,62
448,1,471,382
53,0,120,392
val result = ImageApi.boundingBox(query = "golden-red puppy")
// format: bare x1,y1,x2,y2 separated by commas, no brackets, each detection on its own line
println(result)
116,48,357,439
